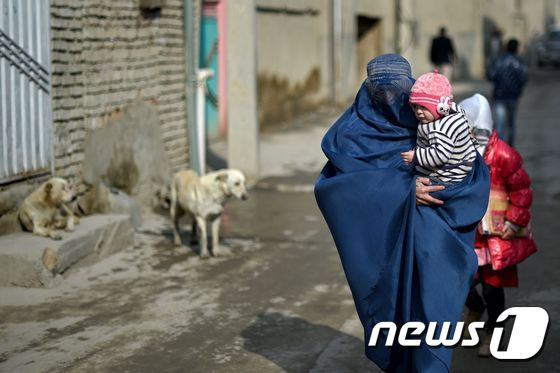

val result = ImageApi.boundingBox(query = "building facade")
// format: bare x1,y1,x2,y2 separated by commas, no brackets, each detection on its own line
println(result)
0,0,193,234
1,0,559,235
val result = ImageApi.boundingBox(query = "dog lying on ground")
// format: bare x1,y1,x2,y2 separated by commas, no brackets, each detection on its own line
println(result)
170,169,248,258
18,177,78,240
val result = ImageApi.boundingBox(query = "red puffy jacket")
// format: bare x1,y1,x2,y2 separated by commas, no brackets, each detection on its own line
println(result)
475,131,537,287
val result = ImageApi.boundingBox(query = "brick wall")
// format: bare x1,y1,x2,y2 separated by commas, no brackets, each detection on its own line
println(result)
50,0,189,188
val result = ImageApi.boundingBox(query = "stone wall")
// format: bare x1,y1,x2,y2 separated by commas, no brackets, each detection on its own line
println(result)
255,0,331,126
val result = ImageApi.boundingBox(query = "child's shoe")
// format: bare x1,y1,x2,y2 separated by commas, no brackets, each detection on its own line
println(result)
477,333,492,357
462,309,483,339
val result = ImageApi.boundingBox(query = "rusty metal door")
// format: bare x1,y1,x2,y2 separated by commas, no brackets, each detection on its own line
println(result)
0,0,53,183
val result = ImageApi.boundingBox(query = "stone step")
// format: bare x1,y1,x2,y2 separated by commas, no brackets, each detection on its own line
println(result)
0,214,134,288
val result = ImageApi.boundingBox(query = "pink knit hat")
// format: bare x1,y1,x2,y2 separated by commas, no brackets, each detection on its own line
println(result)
409,70,453,119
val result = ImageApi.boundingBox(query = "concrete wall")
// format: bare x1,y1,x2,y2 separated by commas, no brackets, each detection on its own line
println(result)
50,0,189,186
226,0,260,180
254,0,398,117
356,0,395,52
398,0,482,79
342,0,395,98
255,0,331,125
480,0,547,45
399,0,554,79
255,0,554,101
253,0,558,116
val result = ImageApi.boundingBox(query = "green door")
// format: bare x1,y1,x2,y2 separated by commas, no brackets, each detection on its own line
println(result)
200,15,219,138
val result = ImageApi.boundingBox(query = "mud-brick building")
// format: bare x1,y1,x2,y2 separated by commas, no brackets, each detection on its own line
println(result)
0,0,195,233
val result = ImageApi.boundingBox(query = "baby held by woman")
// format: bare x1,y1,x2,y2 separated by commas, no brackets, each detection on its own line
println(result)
401,70,477,184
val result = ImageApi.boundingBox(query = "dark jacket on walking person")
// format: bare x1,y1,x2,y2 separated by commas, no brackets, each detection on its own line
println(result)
486,39,528,146
430,27,455,65
487,42,528,100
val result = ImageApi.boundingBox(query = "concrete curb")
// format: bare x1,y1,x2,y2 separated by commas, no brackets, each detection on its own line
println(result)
0,214,134,288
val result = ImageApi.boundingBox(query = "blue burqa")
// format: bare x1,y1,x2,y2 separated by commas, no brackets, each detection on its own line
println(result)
314,55,490,372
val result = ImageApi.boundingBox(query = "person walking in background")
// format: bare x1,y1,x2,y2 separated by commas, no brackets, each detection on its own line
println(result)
430,27,456,79
486,39,528,146
460,93,537,357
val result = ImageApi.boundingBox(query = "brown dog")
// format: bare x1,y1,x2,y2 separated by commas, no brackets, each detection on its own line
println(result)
18,177,78,240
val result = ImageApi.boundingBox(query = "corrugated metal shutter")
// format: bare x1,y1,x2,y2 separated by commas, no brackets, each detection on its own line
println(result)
0,0,53,183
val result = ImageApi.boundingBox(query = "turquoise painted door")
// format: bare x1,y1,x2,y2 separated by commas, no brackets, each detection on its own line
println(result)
200,15,219,138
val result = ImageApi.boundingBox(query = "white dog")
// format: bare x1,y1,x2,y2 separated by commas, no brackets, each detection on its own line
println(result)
18,177,78,240
170,169,248,258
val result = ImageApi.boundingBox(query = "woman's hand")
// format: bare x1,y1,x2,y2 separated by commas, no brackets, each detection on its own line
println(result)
415,177,445,205
501,224,516,240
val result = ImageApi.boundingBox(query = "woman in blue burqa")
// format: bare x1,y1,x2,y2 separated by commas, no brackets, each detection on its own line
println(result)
314,54,490,372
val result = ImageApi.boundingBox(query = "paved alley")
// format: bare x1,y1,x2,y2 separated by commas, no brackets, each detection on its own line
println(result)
1,69,559,372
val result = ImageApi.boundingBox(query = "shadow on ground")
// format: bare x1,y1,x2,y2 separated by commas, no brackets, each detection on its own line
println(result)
241,312,371,373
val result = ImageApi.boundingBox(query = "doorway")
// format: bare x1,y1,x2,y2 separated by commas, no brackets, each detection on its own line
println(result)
356,16,382,90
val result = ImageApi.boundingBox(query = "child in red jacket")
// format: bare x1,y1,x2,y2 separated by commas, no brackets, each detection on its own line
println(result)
460,94,537,357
